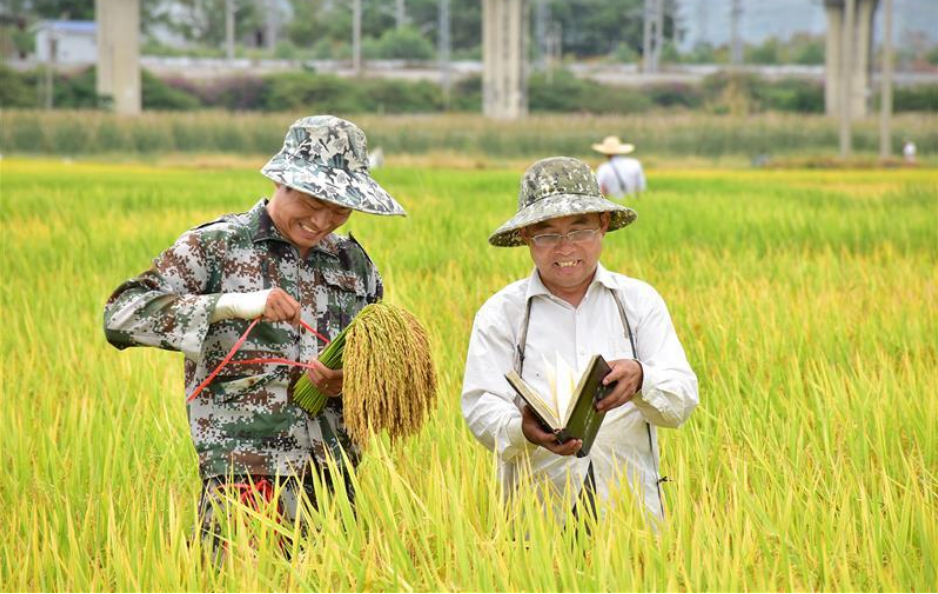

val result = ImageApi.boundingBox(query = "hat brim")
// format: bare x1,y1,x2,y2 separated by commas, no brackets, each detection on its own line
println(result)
261,154,406,216
488,193,637,247
592,143,635,155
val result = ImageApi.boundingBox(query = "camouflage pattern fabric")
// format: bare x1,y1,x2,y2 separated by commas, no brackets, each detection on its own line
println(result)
104,199,380,478
488,156,638,247
261,115,406,217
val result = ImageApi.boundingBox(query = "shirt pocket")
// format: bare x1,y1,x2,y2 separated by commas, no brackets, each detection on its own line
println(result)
317,269,369,330
210,366,289,404
240,320,298,352
607,331,638,361
210,361,290,404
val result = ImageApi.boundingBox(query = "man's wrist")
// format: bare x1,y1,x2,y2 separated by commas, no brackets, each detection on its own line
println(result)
510,416,539,451
632,358,645,392
211,289,272,323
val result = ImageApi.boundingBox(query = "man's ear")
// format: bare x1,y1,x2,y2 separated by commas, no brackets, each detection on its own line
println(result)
600,212,611,233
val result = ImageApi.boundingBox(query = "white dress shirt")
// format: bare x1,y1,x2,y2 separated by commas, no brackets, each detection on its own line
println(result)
461,263,698,518
596,156,647,198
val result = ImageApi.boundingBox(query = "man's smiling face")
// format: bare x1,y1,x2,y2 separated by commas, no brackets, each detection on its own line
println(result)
267,185,352,257
521,212,609,302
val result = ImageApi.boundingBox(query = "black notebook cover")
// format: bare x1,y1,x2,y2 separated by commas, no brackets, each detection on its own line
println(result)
507,355,614,458
558,355,613,457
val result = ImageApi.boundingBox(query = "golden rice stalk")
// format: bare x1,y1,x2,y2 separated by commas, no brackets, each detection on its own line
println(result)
342,303,438,446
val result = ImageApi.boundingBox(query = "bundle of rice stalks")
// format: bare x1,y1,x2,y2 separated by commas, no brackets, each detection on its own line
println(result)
292,329,346,417
292,303,437,445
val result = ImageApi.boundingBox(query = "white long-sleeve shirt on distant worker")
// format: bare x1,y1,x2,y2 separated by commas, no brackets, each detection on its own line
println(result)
461,263,698,519
596,156,647,198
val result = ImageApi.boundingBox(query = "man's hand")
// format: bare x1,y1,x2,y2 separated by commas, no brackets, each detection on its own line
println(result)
305,358,344,397
263,288,302,326
520,406,582,456
596,358,644,413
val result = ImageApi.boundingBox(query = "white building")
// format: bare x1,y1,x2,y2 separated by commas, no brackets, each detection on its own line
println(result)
33,21,96,64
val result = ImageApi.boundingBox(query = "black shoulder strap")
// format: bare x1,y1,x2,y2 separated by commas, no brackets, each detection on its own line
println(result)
610,287,667,520
513,298,534,375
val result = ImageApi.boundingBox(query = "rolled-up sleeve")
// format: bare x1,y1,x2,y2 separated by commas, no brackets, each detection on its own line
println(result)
461,305,538,462
103,230,221,361
630,289,699,428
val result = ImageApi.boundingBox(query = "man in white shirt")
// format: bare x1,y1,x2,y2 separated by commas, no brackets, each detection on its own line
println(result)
461,157,697,522
593,135,647,199
902,139,917,165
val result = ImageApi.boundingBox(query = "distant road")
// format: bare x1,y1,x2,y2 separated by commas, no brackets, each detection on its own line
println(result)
6,57,937,87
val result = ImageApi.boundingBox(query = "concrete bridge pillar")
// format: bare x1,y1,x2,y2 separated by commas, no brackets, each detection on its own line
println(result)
825,0,878,118
95,0,141,115
482,0,528,119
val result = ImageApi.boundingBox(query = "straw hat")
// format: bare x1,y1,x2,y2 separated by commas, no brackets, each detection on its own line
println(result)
261,115,406,216
591,135,635,155
488,157,637,247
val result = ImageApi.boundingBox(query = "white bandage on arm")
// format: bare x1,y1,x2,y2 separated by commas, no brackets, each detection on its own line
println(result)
210,289,273,323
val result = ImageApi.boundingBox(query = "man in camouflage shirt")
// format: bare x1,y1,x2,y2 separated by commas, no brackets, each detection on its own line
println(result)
104,115,405,537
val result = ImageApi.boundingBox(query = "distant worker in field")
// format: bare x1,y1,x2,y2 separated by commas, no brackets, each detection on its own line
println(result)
103,115,406,552
902,139,917,165
461,157,698,523
593,136,647,199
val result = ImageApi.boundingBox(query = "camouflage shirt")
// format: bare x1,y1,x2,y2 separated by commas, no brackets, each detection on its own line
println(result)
104,199,381,478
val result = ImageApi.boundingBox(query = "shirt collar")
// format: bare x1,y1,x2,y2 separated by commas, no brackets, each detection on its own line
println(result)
592,262,619,292
250,198,341,260
525,266,552,301
251,198,287,243
524,262,616,303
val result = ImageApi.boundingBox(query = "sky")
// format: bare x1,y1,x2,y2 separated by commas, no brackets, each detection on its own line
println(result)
674,0,938,50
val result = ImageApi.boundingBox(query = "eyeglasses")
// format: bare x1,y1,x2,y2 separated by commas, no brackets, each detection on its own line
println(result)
529,228,601,247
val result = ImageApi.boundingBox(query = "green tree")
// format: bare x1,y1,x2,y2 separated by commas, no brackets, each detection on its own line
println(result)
747,37,782,65
285,0,481,54
156,0,262,47
548,0,680,59
790,33,824,65
682,42,717,64
0,64,37,107
8,0,94,20
369,27,435,60
924,45,938,66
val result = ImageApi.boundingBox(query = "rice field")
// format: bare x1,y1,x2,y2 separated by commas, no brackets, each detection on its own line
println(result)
1,158,936,591
3,110,938,159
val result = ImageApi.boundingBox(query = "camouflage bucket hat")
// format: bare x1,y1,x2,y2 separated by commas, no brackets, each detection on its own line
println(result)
261,115,406,216
488,157,637,247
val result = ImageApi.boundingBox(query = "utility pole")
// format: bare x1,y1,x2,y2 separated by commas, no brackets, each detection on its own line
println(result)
44,28,56,109
642,0,654,72
696,0,708,48
225,0,235,62
439,0,451,105
352,0,362,75
534,0,548,71
265,0,277,51
642,0,663,72
880,0,893,159
546,20,561,82
839,0,855,158
730,0,743,66
396,0,406,29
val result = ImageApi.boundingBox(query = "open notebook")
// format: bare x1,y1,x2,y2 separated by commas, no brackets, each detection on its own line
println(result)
505,354,613,458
